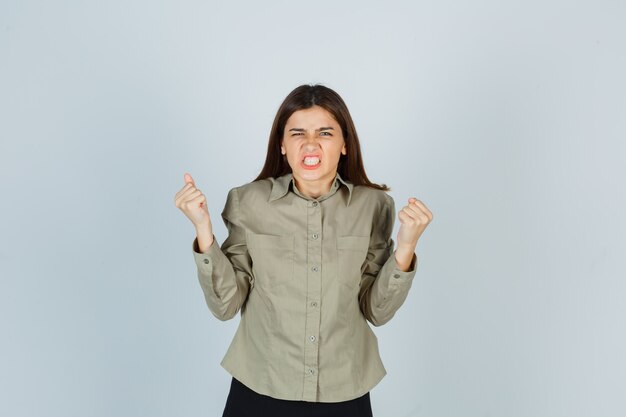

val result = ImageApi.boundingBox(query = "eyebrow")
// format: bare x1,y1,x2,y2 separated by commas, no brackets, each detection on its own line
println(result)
288,127,335,132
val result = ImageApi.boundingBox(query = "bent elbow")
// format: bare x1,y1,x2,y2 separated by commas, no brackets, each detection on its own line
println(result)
211,309,238,321
207,301,240,321
362,303,396,326
367,312,394,327
361,295,395,327
206,292,246,322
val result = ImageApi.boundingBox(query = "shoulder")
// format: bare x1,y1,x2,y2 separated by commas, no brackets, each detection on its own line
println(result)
221,179,273,218
352,184,394,208
224,178,273,205
230,178,272,195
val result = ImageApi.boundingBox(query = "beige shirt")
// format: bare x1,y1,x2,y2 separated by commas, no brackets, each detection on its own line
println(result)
192,171,418,403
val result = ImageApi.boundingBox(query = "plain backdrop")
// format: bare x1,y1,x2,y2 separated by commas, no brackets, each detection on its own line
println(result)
1,1,625,416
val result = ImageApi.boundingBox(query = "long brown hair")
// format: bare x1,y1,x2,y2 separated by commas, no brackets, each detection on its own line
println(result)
253,84,390,191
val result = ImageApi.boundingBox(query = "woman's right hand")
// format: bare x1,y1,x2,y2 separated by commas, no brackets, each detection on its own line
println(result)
175,173,213,233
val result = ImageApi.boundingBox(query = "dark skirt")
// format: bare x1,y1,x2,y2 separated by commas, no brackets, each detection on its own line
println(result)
221,377,374,417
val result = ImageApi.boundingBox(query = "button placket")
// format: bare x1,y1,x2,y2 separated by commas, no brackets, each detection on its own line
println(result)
303,198,322,400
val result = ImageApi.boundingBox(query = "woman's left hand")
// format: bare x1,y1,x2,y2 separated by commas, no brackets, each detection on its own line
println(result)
396,197,433,251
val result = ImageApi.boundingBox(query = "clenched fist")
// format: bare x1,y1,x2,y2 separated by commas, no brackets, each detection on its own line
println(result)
175,173,214,251
394,197,433,272
397,197,433,248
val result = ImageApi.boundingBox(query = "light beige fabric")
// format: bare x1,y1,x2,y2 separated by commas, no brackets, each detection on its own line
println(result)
192,171,417,402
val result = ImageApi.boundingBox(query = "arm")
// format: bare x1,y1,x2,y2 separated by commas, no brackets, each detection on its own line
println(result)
358,194,418,327
192,187,253,321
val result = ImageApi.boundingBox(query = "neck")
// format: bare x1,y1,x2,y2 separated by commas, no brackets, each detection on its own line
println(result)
292,174,335,198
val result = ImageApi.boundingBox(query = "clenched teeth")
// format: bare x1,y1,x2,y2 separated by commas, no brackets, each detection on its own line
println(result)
303,157,321,166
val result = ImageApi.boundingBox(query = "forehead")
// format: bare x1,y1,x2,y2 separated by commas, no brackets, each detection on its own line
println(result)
285,105,339,127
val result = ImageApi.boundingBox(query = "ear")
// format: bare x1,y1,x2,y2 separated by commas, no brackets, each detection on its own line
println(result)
341,144,347,155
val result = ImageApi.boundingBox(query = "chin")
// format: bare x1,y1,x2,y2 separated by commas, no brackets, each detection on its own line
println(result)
297,171,322,179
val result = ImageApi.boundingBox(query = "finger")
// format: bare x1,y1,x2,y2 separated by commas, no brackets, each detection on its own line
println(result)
182,191,202,208
175,182,195,200
403,199,422,214
186,194,207,210
190,193,207,206
410,199,433,220
175,186,199,206
175,184,196,204
407,197,432,219
397,209,411,223
184,172,195,185
401,206,424,221
402,205,430,224
184,189,202,202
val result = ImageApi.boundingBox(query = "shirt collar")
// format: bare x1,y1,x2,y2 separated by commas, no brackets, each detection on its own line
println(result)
269,171,354,206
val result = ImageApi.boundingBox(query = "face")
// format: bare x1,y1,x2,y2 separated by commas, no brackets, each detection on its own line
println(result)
280,105,347,188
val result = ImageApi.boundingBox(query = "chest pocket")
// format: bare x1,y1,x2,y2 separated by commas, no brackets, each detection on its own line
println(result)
336,235,371,289
247,233,295,289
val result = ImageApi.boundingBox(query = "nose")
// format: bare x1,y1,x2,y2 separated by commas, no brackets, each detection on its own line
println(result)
302,135,320,150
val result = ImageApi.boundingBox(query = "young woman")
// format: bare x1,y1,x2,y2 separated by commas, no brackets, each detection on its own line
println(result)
174,84,433,417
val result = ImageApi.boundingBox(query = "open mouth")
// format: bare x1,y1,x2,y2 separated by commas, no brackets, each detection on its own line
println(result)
303,156,321,166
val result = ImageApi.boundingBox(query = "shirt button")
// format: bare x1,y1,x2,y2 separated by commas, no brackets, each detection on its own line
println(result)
311,266,319,272
203,259,210,264
312,233,319,240
307,368,315,375
311,301,318,307
393,273,401,278
312,201,318,207
309,335,316,342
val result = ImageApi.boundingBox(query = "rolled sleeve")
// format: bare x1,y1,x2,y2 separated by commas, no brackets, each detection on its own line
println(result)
358,194,418,326
192,187,253,321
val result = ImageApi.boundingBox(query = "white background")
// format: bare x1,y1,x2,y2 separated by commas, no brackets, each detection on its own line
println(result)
1,1,625,416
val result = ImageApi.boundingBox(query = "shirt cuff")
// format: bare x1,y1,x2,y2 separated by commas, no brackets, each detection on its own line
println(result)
388,252,418,284
192,234,221,276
